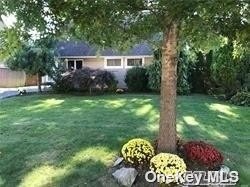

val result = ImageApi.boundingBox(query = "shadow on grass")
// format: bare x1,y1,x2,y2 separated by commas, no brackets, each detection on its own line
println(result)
0,94,249,186
0,94,159,187
177,95,250,185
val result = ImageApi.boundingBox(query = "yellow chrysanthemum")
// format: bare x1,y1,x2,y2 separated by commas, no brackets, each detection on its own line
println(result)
150,153,186,183
121,138,155,166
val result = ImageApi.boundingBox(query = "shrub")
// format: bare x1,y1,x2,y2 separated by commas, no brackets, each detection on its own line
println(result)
183,141,223,169
150,153,186,183
242,73,250,91
146,51,191,94
146,60,161,91
121,138,155,167
212,45,239,97
230,91,250,106
190,51,213,94
236,55,250,91
71,68,94,91
125,67,148,92
53,68,117,93
93,70,117,91
177,52,191,95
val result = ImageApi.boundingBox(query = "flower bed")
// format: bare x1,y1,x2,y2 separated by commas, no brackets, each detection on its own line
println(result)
150,153,186,183
121,138,155,167
182,141,223,169
113,138,226,186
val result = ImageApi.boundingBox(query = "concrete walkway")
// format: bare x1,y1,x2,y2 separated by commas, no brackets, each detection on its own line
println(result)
0,86,51,99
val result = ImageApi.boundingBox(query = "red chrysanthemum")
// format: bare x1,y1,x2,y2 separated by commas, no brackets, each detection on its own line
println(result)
183,141,223,169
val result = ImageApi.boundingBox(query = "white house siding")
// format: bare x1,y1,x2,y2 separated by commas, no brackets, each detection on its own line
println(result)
144,57,154,66
106,69,127,88
84,58,105,69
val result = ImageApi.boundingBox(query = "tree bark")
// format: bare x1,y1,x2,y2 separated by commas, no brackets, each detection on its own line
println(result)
37,73,42,92
157,22,178,153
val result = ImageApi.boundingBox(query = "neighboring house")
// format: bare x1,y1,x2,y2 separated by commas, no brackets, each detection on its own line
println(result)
54,41,154,88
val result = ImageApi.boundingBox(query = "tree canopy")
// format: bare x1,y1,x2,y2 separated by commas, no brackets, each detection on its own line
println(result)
6,38,56,91
0,1,249,48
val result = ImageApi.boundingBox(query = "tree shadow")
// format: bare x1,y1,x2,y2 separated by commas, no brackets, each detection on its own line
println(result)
177,95,250,185
0,94,159,186
1,94,249,186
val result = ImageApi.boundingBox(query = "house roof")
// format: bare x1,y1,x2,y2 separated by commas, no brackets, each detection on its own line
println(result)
56,41,153,57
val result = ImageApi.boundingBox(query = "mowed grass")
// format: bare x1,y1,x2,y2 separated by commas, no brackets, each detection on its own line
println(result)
0,94,249,186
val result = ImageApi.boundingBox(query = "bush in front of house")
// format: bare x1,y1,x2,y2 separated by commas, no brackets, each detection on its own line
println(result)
146,59,161,92
150,153,186,183
230,91,250,106
53,68,117,93
121,138,155,167
182,141,223,169
72,68,94,91
93,70,117,92
125,67,148,92
53,68,93,92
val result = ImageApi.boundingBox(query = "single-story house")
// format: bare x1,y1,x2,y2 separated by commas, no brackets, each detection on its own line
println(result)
50,41,154,88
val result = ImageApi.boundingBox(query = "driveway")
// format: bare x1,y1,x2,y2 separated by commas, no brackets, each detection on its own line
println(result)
0,86,51,99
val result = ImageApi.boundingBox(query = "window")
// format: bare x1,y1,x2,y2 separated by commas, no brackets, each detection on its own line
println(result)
68,60,75,70
66,59,83,70
76,60,83,69
105,58,123,69
126,58,143,68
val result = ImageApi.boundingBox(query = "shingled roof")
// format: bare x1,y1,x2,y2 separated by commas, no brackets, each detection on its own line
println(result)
56,41,153,57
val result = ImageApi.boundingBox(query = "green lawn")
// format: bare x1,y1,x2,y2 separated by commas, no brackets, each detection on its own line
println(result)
0,94,249,186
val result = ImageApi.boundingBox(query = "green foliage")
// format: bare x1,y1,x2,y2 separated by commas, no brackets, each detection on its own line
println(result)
188,47,249,98
243,73,250,91
177,52,191,95
0,28,22,60
230,92,250,107
1,1,248,51
236,55,250,91
147,47,248,96
6,41,55,77
146,59,161,92
146,51,191,94
189,50,213,94
211,44,239,97
125,67,148,92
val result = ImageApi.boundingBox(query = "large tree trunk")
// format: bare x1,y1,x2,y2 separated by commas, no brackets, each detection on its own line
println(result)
157,22,178,153
37,73,42,92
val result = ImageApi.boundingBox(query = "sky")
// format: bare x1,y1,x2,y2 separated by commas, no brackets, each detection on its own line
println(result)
0,14,40,40
1,14,16,28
